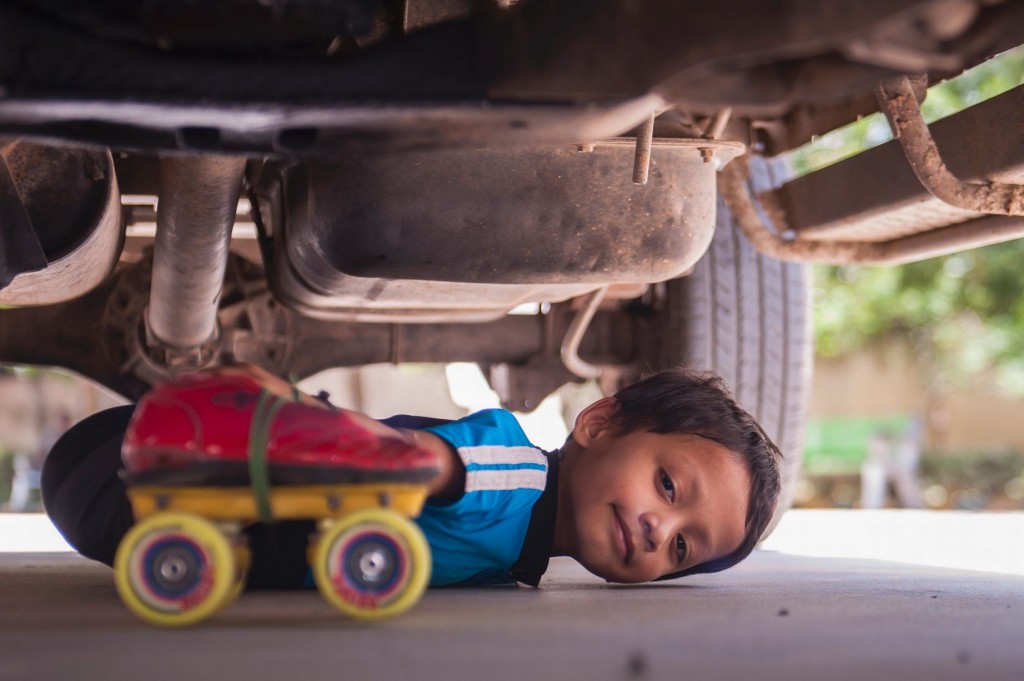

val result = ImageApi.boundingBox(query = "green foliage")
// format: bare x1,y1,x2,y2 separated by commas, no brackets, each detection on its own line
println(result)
814,238,1024,394
789,113,890,176
920,45,1024,121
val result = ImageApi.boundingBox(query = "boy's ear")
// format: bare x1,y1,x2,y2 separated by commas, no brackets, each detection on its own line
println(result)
572,397,618,447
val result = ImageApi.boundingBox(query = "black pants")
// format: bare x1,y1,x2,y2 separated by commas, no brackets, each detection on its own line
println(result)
41,406,313,588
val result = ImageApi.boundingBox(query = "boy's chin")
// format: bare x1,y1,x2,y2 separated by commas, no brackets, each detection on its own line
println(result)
576,556,647,584
591,569,648,585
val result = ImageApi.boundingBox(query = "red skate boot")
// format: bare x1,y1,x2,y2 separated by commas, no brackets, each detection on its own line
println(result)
122,365,440,487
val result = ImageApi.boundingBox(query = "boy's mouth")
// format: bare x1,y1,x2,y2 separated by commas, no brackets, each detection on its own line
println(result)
613,505,634,565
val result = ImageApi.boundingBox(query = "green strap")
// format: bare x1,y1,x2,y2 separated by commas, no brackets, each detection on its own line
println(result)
248,389,287,524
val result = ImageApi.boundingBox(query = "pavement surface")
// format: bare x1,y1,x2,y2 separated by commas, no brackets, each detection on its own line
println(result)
1,510,1022,681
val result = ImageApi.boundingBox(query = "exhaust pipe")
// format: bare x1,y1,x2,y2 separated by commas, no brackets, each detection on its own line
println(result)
145,155,245,369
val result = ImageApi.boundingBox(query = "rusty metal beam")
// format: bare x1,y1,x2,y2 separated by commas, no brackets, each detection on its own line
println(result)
778,83,1024,242
721,160,1024,266
742,82,1024,264
876,76,1024,215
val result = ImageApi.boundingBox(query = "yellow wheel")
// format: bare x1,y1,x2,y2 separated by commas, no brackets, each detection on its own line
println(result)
311,509,431,620
114,512,236,627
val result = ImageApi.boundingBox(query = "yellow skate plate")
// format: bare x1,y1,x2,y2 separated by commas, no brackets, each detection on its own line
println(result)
128,483,429,523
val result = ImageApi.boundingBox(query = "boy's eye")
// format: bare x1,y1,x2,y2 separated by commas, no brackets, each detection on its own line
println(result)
675,534,688,565
660,470,675,502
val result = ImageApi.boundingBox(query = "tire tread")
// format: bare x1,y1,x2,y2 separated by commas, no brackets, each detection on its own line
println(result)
672,159,812,536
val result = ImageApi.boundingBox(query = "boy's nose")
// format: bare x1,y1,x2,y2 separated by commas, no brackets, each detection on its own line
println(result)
639,512,669,553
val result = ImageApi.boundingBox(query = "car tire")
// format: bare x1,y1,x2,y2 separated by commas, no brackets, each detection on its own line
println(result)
656,160,813,537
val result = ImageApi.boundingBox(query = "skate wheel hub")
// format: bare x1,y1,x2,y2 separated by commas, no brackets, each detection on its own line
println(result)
356,547,390,583
155,550,194,586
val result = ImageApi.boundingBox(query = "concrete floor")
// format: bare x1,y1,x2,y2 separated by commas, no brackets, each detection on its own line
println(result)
1,512,1022,681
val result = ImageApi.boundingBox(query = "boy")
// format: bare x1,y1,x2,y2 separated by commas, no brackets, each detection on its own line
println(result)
41,366,781,588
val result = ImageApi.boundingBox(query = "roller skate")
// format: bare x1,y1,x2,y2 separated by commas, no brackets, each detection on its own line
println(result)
112,365,439,627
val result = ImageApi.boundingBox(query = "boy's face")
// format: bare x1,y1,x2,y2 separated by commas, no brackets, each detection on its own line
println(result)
554,398,751,584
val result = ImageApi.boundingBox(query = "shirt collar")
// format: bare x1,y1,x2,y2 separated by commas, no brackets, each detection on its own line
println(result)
508,449,560,587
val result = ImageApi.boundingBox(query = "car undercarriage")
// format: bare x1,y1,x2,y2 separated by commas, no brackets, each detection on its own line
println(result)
2,0,1024,525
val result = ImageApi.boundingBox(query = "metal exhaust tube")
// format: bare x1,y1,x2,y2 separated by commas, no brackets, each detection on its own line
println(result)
146,155,245,368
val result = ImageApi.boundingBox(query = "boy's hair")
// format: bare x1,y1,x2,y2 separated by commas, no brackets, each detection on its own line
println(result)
607,368,783,580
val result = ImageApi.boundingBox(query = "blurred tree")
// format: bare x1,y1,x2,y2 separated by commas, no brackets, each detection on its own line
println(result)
815,241,1024,396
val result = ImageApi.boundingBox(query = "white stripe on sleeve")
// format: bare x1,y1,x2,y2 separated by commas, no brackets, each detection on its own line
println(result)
465,467,548,493
459,445,548,468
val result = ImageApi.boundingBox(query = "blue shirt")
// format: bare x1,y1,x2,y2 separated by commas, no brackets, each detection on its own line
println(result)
417,409,554,586
302,409,558,589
